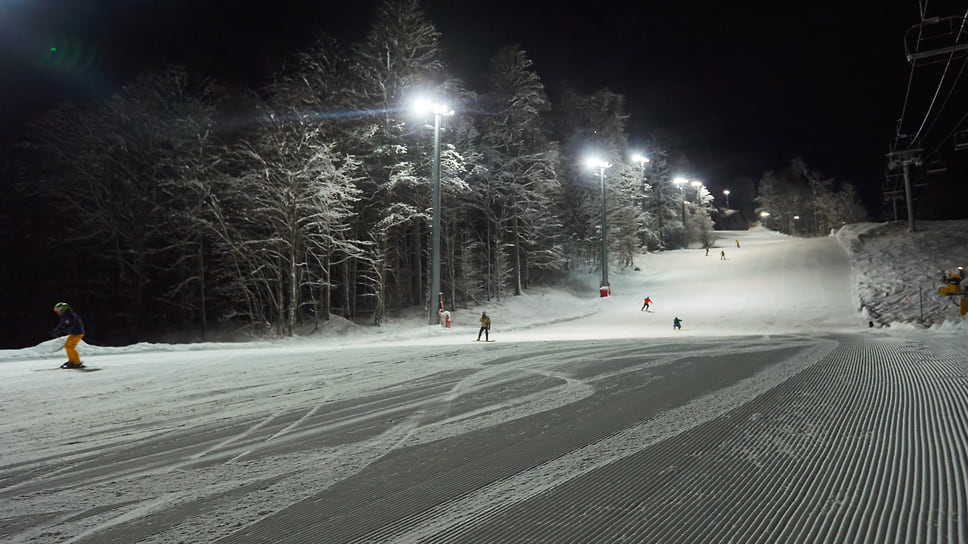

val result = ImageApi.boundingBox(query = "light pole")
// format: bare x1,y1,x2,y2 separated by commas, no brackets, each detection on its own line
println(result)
414,99,454,325
588,158,611,295
632,153,652,245
674,177,688,249
632,154,650,198
760,211,770,229
691,180,704,205
723,189,730,209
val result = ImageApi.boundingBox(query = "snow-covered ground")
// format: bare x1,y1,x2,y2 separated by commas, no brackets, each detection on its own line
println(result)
1,222,967,543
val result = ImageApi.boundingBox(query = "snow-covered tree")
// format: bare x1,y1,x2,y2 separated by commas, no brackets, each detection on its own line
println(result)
344,0,449,319
476,46,561,296
755,157,867,236
554,88,632,271
22,66,222,340
217,109,363,336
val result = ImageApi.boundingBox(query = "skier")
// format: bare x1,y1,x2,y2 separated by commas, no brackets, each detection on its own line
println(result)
735,240,740,248
673,316,682,331
705,247,710,256
52,302,85,368
476,311,491,342
641,296,653,311
721,250,727,260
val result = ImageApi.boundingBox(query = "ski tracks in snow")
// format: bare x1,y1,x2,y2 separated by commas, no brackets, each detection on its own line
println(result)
370,336,968,543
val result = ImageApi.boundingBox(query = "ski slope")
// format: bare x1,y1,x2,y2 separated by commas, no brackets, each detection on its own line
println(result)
2,225,968,543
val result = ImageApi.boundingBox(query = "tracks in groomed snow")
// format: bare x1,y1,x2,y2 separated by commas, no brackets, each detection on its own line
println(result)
408,336,968,543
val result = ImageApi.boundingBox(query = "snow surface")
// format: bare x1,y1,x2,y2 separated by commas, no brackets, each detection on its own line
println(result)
2,222,967,543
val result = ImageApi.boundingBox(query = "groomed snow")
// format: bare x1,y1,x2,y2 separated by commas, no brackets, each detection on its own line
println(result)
1,222,967,543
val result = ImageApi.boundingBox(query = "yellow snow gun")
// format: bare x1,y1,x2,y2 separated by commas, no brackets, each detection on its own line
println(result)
938,267,965,295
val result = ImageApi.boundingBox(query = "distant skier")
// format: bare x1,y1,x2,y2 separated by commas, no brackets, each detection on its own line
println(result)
476,311,491,342
705,247,710,256
52,302,85,368
735,240,740,248
673,316,682,331
721,250,727,260
641,296,653,312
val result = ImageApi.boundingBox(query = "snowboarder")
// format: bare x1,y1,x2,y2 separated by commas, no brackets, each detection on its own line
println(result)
52,302,85,368
721,250,727,260
476,311,491,341
641,296,653,311
673,316,682,331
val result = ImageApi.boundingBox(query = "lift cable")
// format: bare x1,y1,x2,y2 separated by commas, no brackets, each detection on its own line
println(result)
896,5,926,149
928,108,968,156
917,52,967,151
910,10,968,147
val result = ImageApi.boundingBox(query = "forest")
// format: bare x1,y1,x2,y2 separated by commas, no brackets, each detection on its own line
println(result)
0,0,867,348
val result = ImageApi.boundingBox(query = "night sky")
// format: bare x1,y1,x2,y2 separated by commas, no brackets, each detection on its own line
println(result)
0,1,961,213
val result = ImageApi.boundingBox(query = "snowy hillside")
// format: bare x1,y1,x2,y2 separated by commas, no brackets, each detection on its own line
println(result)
838,220,968,328
3,221,967,365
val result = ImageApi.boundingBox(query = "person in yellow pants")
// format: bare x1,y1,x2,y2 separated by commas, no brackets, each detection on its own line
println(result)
53,302,86,368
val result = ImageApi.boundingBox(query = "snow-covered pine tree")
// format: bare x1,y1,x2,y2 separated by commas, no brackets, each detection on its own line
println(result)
553,88,631,272
344,0,448,318
477,46,561,297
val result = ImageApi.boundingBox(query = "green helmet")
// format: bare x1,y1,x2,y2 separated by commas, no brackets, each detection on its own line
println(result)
54,302,69,312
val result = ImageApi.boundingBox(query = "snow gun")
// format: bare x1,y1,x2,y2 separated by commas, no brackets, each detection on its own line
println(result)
937,267,968,316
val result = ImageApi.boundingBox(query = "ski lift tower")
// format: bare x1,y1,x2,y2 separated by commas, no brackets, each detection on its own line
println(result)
886,145,922,232
888,15,968,231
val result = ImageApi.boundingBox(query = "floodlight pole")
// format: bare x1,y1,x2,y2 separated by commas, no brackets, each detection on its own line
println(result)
598,164,609,292
678,185,686,248
429,111,442,325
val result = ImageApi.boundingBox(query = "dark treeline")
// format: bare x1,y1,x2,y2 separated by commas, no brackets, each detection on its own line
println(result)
0,0,865,348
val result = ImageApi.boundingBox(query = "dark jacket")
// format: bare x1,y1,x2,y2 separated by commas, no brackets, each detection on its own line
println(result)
54,308,85,336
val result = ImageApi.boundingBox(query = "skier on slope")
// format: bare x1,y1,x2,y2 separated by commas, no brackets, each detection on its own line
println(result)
641,296,653,312
673,316,682,331
52,302,85,368
476,312,491,342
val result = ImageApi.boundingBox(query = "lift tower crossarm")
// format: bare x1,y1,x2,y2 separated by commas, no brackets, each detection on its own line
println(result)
905,16,968,62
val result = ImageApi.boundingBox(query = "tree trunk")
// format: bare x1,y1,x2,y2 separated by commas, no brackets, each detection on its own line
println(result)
198,238,207,340
412,218,423,306
323,248,331,322
512,214,522,296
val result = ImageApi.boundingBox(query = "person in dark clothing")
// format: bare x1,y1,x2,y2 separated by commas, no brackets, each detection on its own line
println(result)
52,302,85,368
673,316,682,331
476,312,491,341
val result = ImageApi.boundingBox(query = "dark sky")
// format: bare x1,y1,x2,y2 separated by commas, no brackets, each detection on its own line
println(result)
0,0,957,212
